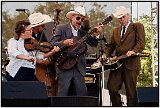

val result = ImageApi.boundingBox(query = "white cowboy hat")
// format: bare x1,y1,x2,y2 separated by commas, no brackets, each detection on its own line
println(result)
29,13,52,27
66,6,86,19
113,6,131,18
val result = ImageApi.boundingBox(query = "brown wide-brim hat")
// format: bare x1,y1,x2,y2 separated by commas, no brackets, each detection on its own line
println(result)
66,6,86,20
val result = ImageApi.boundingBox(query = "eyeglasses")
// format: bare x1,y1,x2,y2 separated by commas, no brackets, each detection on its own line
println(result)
118,15,127,20
25,29,32,32
76,16,84,22
25,25,32,32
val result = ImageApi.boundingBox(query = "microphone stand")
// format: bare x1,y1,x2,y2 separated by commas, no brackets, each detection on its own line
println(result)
98,35,106,106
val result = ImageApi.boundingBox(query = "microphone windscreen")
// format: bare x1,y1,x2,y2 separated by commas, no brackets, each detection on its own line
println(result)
16,9,25,11
81,19,91,31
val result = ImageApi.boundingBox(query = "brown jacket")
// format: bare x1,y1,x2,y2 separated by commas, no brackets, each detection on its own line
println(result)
105,22,145,70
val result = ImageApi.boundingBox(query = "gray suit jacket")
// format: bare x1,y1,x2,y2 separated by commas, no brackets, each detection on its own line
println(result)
51,23,98,76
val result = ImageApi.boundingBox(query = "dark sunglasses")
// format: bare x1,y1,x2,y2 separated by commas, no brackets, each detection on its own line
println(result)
76,16,84,21
118,15,126,20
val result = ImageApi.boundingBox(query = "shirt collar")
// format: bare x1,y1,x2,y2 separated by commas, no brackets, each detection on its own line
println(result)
123,21,131,28
70,23,81,31
18,37,24,42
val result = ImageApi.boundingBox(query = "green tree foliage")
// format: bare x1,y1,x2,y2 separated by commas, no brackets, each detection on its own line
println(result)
2,2,156,87
2,12,28,49
2,10,28,64
34,2,74,24
133,15,157,87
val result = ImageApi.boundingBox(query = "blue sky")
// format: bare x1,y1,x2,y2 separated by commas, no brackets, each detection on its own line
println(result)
2,2,151,20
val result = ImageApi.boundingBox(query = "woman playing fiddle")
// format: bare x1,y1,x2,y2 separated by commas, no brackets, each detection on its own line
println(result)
6,20,60,81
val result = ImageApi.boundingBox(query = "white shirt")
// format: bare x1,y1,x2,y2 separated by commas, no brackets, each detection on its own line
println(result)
35,34,38,37
70,23,100,39
6,38,44,77
70,23,79,36
120,21,131,38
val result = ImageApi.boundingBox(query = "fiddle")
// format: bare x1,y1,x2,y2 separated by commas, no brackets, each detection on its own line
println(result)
24,38,53,53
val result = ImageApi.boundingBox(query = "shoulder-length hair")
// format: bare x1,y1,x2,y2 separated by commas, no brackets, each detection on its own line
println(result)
14,20,30,40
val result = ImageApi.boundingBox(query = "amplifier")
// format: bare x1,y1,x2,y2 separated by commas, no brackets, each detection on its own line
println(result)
85,73,96,83
51,96,98,106
86,56,97,67
2,81,49,107
137,87,158,106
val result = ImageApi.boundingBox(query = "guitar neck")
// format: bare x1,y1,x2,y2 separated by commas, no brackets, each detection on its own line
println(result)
111,52,150,61
74,16,113,45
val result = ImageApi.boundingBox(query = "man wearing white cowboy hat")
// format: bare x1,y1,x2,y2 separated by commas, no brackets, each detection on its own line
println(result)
28,13,52,68
104,6,145,106
51,6,103,96
29,12,52,42
28,12,61,96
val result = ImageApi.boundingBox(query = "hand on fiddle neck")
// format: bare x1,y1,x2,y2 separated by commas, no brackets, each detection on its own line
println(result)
43,46,60,58
36,59,50,65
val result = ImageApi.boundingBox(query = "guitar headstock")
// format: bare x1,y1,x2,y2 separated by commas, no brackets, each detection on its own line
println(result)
136,52,150,57
88,16,112,35
102,16,113,25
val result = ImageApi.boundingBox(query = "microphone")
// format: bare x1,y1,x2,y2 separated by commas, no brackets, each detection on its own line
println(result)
102,35,107,43
105,43,112,47
81,19,91,31
98,35,107,43
16,9,30,17
16,9,26,11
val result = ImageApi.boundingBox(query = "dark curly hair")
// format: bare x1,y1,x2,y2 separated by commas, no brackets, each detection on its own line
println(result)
14,20,30,40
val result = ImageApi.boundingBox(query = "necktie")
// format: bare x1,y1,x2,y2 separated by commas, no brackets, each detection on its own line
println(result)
121,26,126,41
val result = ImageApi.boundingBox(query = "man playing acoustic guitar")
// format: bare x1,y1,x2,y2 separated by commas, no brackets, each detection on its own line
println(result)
51,6,103,96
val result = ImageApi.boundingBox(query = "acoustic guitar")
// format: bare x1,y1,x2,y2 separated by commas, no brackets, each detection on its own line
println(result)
91,52,150,71
56,16,113,70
